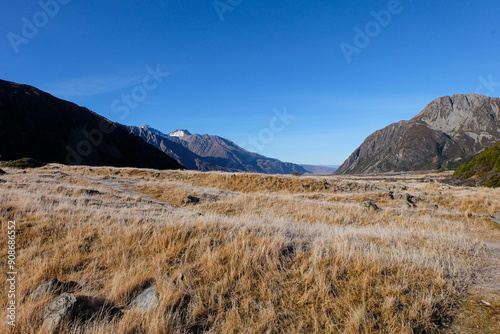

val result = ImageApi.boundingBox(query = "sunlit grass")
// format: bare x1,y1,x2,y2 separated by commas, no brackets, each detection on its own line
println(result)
0,165,498,333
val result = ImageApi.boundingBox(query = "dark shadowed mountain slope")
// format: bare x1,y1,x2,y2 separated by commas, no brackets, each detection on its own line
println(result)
126,125,307,174
0,79,184,170
336,94,500,174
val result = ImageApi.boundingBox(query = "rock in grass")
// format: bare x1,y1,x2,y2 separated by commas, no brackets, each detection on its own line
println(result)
42,293,122,332
32,278,78,300
32,278,62,300
128,286,159,312
81,189,101,196
405,193,418,208
489,212,500,225
361,201,379,211
42,293,77,332
183,195,200,205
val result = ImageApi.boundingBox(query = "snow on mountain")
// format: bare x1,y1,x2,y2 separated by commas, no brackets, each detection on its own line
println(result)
169,129,192,137
139,125,168,138
126,125,307,174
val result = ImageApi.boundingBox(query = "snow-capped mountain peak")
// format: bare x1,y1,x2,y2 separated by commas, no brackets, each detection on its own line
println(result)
169,129,192,137
139,125,168,137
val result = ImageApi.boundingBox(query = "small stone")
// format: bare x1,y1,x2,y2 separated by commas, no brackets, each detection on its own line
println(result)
183,195,200,205
406,194,417,208
428,204,439,210
82,189,101,196
489,213,500,225
32,278,61,300
128,286,159,312
42,293,77,332
31,278,78,300
362,201,379,211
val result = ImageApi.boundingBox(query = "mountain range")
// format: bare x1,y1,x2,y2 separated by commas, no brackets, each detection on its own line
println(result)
2,78,499,176
125,125,308,174
336,94,500,174
0,79,183,170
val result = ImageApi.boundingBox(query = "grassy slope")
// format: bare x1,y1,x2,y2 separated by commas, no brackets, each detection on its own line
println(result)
0,166,499,333
454,142,500,188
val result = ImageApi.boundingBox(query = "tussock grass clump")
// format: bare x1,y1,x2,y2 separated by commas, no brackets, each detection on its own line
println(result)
0,166,498,333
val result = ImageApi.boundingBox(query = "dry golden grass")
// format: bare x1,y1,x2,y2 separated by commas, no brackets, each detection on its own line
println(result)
0,165,499,333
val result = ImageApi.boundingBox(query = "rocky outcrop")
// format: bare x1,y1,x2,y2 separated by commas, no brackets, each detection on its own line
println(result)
336,94,500,174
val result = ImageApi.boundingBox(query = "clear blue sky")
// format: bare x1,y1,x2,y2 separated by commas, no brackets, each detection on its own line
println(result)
1,0,499,165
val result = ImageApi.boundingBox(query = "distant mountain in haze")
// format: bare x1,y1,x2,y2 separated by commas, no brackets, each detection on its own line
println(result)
126,125,308,174
0,79,184,170
336,94,500,174
300,165,338,175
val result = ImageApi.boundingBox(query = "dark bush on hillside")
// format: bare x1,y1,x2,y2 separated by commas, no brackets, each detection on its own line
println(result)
453,142,500,188
1,157,46,169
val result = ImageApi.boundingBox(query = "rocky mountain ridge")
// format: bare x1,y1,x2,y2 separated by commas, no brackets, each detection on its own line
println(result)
336,94,500,174
127,125,307,174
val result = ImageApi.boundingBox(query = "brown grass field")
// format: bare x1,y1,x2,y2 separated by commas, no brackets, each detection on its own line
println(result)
0,165,499,333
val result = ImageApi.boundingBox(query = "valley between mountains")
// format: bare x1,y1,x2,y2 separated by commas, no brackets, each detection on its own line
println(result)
1,79,500,333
